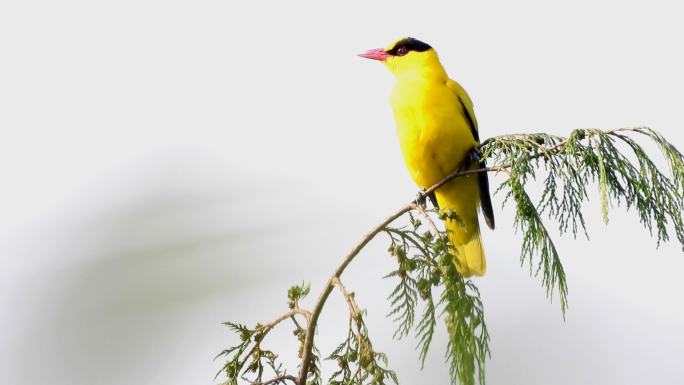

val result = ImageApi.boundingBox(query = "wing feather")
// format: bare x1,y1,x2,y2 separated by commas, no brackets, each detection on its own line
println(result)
446,79,495,229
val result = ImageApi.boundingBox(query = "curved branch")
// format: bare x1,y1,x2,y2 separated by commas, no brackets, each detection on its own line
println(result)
297,205,412,381
254,374,299,385
259,309,311,331
296,126,648,385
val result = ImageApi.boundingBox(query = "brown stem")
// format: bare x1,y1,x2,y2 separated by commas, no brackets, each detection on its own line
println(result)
239,309,311,376
333,277,360,317
333,277,368,383
253,374,299,385
259,309,311,330
333,277,366,347
297,205,412,382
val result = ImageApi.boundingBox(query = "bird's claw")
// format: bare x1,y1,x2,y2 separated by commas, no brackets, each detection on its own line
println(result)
467,147,483,165
415,190,429,209
416,190,439,209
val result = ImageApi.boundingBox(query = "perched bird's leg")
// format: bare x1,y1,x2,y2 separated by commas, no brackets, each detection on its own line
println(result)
415,190,429,208
466,146,483,165
415,190,439,209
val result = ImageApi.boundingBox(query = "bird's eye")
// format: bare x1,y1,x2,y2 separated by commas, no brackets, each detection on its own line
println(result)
396,47,408,56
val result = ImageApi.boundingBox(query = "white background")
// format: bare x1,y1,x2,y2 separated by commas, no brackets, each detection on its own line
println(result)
1,1,683,384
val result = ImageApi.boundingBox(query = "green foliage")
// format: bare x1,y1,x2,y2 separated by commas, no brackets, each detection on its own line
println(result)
215,322,286,385
384,212,490,385
585,128,684,244
500,164,569,312
326,288,398,385
216,283,313,385
217,127,683,385
384,213,442,363
439,255,489,385
288,282,311,310
483,127,684,314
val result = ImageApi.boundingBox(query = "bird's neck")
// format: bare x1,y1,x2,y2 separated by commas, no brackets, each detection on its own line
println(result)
395,61,448,84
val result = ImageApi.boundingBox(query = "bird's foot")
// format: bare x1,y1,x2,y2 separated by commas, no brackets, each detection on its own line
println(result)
415,190,439,209
415,190,429,209
466,147,483,165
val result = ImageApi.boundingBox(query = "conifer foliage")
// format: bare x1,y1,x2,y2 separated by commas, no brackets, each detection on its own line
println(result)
217,127,683,385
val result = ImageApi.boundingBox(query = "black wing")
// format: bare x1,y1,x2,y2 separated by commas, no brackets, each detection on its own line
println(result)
459,95,480,142
457,96,495,230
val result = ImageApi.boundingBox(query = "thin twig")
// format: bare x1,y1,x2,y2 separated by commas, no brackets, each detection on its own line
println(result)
333,277,364,342
333,277,368,383
253,374,299,385
290,315,303,330
238,309,311,374
333,277,360,317
422,127,646,200
410,202,440,238
259,309,311,330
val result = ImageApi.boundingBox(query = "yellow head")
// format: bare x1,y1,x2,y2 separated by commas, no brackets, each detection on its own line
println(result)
359,37,446,80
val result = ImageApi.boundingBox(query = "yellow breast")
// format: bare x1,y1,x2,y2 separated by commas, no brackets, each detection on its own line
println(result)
390,78,477,188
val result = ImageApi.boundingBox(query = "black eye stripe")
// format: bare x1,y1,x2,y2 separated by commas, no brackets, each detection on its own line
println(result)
386,37,432,56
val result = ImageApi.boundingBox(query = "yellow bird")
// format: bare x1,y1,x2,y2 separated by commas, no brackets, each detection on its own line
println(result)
359,37,495,277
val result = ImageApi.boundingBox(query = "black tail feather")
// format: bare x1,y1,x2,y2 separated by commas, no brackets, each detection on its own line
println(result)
478,162,495,230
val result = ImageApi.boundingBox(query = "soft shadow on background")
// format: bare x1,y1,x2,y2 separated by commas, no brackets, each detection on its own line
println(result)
2,1,684,384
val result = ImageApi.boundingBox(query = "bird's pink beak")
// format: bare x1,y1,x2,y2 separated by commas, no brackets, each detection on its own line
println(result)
358,48,389,61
